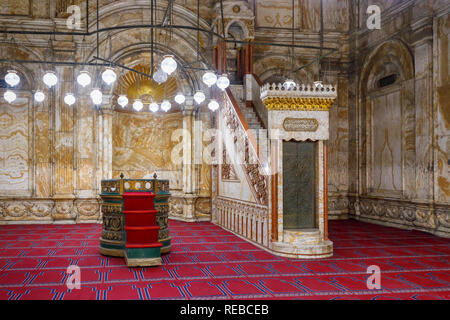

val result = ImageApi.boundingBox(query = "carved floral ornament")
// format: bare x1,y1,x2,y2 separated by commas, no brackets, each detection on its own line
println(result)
0,199,101,220
221,96,269,206
350,198,450,231
260,83,337,111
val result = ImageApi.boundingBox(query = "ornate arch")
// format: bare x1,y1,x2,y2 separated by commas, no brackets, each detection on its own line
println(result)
77,1,212,96
357,39,416,197
225,19,249,41
1,43,46,91
360,39,414,97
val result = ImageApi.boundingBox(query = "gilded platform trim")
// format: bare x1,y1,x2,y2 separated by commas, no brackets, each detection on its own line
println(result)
263,97,335,111
260,83,337,111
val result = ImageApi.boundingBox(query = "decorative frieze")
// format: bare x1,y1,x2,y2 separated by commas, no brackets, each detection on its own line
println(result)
0,198,101,223
349,197,450,237
168,193,212,222
328,195,350,219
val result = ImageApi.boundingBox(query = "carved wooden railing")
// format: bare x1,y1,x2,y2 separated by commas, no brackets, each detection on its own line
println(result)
222,88,269,206
216,197,269,247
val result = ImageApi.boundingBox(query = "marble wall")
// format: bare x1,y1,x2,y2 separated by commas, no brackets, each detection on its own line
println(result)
347,0,450,237
0,0,218,224
435,13,450,205
0,98,32,195
112,111,183,189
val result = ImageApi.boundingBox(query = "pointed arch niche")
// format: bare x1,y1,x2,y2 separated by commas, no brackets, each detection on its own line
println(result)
359,40,415,198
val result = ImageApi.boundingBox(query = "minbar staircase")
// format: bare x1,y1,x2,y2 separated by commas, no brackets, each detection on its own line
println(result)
229,84,265,131
216,72,336,259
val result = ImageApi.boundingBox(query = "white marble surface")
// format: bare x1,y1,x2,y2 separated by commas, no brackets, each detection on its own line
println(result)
268,110,330,141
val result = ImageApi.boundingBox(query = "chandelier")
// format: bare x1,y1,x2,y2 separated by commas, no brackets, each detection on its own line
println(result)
1,0,231,113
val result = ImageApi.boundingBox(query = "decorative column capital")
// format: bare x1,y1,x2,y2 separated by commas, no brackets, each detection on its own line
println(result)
182,98,196,116
98,95,114,115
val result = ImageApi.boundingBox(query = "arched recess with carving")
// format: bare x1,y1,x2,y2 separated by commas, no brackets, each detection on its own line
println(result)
358,39,415,198
77,1,216,195
225,19,250,41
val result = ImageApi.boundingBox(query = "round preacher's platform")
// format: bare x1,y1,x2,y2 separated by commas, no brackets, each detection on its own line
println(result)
99,176,171,267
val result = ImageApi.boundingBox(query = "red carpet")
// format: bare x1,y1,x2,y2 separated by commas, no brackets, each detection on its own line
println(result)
0,219,449,300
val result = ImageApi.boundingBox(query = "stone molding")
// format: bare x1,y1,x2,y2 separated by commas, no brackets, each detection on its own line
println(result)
0,198,101,224
349,196,450,238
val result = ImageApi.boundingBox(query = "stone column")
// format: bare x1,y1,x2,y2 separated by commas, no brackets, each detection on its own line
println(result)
411,20,434,202
51,64,76,222
75,95,101,222
180,100,197,221
97,100,113,186
53,65,75,199
182,101,195,194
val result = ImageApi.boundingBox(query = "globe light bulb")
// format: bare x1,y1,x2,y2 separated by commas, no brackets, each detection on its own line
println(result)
161,55,177,75
76,71,91,88
161,100,171,112
149,102,159,113
283,79,296,89
133,99,144,111
117,95,128,108
208,99,220,112
64,93,76,106
43,71,58,88
5,70,20,87
202,71,217,87
194,91,206,105
90,89,102,105
153,68,168,85
174,93,186,105
216,74,230,90
102,67,117,85
3,90,16,103
314,80,324,89
34,90,45,103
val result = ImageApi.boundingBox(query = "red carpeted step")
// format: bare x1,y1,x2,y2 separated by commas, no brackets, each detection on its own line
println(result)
124,210,158,226
125,226,161,244
122,192,162,258
122,193,156,211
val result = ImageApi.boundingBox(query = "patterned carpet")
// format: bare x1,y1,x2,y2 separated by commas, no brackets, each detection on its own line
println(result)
0,219,449,300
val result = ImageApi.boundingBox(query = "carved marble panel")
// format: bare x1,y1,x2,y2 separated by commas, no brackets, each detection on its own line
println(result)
268,110,329,141
256,0,296,29
369,88,403,195
0,0,30,15
112,112,182,187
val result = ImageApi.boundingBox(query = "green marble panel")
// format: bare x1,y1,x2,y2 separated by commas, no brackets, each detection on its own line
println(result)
283,141,316,229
